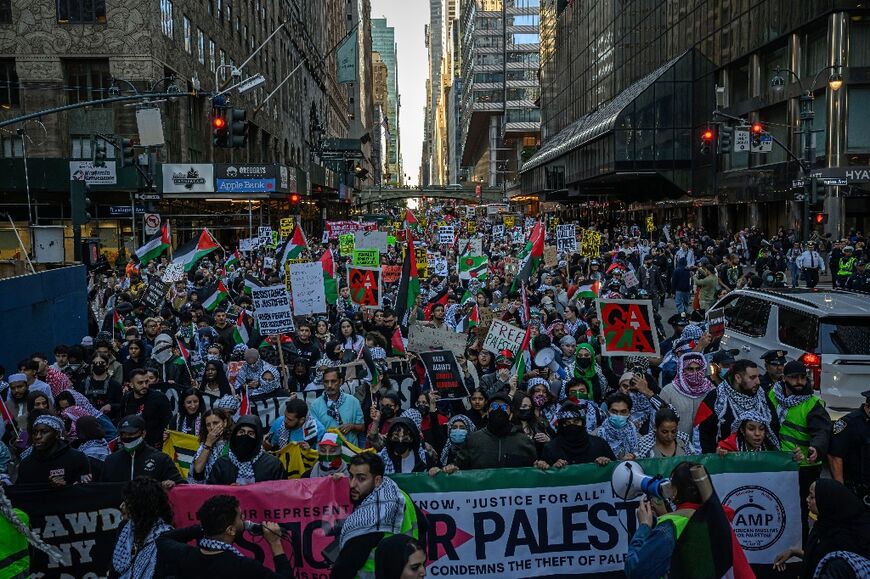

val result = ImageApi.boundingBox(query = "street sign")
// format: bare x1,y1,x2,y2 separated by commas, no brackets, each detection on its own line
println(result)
143,213,161,235
792,180,806,189
822,178,848,186
108,205,144,217
793,193,806,202
135,193,162,201
734,129,750,152
750,133,773,153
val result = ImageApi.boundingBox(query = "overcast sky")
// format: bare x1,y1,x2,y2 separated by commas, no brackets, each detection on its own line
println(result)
370,0,427,186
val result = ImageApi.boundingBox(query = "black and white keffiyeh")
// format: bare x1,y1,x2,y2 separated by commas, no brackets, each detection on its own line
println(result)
439,414,476,466
112,520,173,579
713,383,773,434
771,383,814,425
228,447,264,484
634,431,696,459
812,551,870,579
339,476,405,549
198,537,244,558
189,441,227,483
597,418,639,459
249,368,282,398
731,410,781,450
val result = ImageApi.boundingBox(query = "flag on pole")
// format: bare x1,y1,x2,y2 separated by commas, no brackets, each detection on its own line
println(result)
224,249,241,270
575,280,601,300
176,340,191,365
404,208,417,226
113,310,124,336
455,305,479,333
510,221,545,294
513,325,532,384
320,249,338,305
134,224,170,266
395,229,420,337
201,281,230,312
232,311,250,346
423,286,449,321
243,275,260,296
172,229,220,272
277,225,307,267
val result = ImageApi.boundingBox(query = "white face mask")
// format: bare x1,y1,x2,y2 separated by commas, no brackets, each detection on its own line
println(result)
123,436,144,452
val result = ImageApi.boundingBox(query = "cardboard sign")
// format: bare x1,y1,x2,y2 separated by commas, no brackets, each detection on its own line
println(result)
556,224,577,252
382,264,402,284
139,279,168,313
492,224,505,240
408,324,468,356
544,246,558,267
438,225,454,244
482,320,525,357
352,248,380,267
596,299,660,357
347,265,382,307
581,229,602,258
161,263,186,282
279,217,295,238
290,261,327,315
623,270,639,288
419,350,470,400
252,284,296,334
354,230,388,253
477,307,495,335
338,233,355,256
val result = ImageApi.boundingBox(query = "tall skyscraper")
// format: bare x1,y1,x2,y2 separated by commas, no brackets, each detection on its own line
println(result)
371,18,402,185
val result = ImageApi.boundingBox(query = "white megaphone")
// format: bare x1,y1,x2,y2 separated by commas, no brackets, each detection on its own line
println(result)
534,347,566,385
610,461,673,501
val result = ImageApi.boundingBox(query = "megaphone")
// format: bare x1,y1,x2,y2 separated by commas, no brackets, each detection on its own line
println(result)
534,347,567,382
610,461,673,501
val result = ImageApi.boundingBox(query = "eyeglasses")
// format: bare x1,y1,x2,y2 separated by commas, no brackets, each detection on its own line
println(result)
489,402,509,412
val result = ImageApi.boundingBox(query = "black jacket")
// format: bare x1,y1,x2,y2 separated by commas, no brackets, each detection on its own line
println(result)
101,443,185,484
207,416,286,484
542,434,615,466
119,389,173,447
16,442,91,486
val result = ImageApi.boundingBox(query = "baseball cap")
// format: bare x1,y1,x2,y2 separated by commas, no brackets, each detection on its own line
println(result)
783,361,807,377
319,433,340,448
710,349,739,365
118,415,146,433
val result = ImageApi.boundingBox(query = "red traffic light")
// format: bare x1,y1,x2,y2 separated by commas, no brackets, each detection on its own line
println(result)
813,212,828,225
288,193,301,204
751,122,763,134
212,116,226,129
701,129,715,141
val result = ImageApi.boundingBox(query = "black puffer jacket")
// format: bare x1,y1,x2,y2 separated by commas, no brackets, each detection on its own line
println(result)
207,416,286,484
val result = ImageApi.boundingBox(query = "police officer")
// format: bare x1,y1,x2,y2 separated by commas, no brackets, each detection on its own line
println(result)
846,260,870,292
660,312,690,357
835,246,858,288
828,389,870,507
759,349,788,392
796,242,825,288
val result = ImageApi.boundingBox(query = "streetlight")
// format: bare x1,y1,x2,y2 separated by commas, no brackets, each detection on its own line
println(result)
770,64,843,241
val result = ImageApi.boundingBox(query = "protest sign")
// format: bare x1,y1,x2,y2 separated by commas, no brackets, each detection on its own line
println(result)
139,278,167,313
428,252,449,277
544,245,558,267
408,324,468,355
169,478,353,575
354,229,388,253
7,483,124,578
252,284,295,334
239,237,255,252
482,320,525,356
458,237,483,255
492,224,505,240
439,225,454,244
391,452,800,578
622,270,639,288
382,264,402,284
596,299,659,357
503,215,515,229
352,248,380,267
478,306,495,335
419,350,469,400
458,255,488,281
556,224,577,252
290,261,327,315
581,229,601,258
324,220,372,239
263,256,275,270
646,215,655,233
348,265,382,307
511,229,524,245
161,262,186,282
707,307,726,350
415,247,428,277
338,233,355,256
279,217,295,238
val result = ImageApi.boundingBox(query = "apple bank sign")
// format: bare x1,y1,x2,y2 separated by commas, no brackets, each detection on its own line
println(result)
216,164,276,193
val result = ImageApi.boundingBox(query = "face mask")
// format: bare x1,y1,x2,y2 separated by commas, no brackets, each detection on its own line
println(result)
380,406,395,420
122,436,144,452
560,424,586,442
487,409,511,435
232,435,259,460
387,440,410,456
92,363,107,373
517,409,534,421
532,393,548,408
318,454,342,469
609,415,629,429
577,358,592,370
449,430,468,444
718,367,729,380
416,404,430,416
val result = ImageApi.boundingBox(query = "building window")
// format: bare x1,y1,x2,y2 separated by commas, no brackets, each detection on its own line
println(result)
160,0,173,38
851,21,870,67
183,16,192,53
1,135,23,158
225,3,231,26
71,136,114,159
197,29,205,64
56,0,106,23
0,0,11,24
65,60,111,104
848,86,870,151
0,60,20,107
209,39,216,72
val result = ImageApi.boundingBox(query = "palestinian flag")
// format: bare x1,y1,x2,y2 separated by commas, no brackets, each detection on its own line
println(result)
201,281,230,312
423,286,449,320
458,255,489,281
224,249,240,270
238,384,250,416
576,280,601,300
243,275,260,296
232,311,250,346
176,340,191,365
134,224,170,265
510,221,544,294
391,330,406,356
404,208,418,227
455,305,479,333
278,225,306,266
112,310,125,336
320,249,338,305
513,325,532,383
173,229,220,272
394,230,421,336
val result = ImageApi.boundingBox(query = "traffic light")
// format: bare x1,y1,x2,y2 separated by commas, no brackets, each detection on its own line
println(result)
813,212,828,225
212,107,229,148
700,127,715,154
751,123,764,147
118,137,135,168
228,108,247,148
71,182,93,226
93,136,107,167
719,125,733,152
288,193,301,214
810,178,826,204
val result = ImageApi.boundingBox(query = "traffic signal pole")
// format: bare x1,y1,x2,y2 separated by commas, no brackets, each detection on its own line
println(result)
71,178,85,262
798,93,815,243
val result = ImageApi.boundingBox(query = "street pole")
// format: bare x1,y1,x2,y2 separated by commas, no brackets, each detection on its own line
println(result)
799,93,814,243
71,179,84,262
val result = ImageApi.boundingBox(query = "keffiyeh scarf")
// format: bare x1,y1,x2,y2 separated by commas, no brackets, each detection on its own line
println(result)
771,383,813,425
112,520,173,579
339,476,405,549
324,392,347,426
198,537,244,558
597,418,639,459
189,441,227,483
732,409,781,450
713,383,773,433
228,448,263,485
634,431,696,459
78,439,110,461
439,415,475,466
671,353,714,398
812,551,870,579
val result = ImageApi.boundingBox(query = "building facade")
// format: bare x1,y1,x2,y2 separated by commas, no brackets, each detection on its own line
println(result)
371,18,402,186
523,0,870,237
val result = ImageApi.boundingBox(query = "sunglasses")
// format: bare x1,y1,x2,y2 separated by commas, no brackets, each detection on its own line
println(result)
489,402,509,412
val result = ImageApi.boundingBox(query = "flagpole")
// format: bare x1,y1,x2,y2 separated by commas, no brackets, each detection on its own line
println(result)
167,220,174,259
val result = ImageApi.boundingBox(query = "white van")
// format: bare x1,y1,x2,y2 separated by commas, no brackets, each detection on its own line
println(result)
709,288,870,417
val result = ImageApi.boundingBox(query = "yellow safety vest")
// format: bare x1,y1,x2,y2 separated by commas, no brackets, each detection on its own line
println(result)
0,509,30,579
768,389,823,467
357,490,419,579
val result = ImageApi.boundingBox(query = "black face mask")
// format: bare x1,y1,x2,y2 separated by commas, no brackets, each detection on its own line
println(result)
416,404,430,416
92,363,107,374
560,424,587,444
387,440,411,456
231,435,259,461
576,358,592,370
517,409,534,422
487,409,511,436
380,406,396,420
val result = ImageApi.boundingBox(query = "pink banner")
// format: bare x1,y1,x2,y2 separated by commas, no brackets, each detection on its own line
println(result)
169,478,352,576
325,220,377,239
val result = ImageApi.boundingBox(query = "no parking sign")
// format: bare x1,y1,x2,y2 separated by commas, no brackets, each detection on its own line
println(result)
143,213,161,235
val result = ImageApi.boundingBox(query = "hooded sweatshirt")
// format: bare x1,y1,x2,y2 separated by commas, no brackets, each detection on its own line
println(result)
207,416,286,484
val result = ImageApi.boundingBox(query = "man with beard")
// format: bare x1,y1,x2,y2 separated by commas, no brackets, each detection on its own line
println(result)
101,415,185,486
769,360,832,541
207,416,286,485
694,360,776,453
759,349,788,392
234,348,279,393
119,369,172,447
538,404,614,468
480,350,514,397
3,374,30,433
16,415,91,486
309,368,365,447
211,310,236,357
331,453,425,579
455,392,537,469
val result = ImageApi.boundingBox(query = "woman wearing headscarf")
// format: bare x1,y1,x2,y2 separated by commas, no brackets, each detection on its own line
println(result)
573,343,608,404
512,389,554,454
634,408,696,459
73,415,109,480
659,351,715,442
773,479,870,577
716,411,786,455
248,368,283,401
539,403,615,468
432,414,476,473
373,535,427,579
111,477,174,579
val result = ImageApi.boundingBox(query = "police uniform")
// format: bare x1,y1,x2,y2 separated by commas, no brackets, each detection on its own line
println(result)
660,312,690,357
835,248,858,288
829,389,870,505
759,349,788,392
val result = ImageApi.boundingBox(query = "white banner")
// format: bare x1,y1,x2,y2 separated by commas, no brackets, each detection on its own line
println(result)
251,284,295,334
354,230,388,253
70,161,117,185
290,261,327,315
439,226,455,244
162,164,215,193
482,319,525,356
